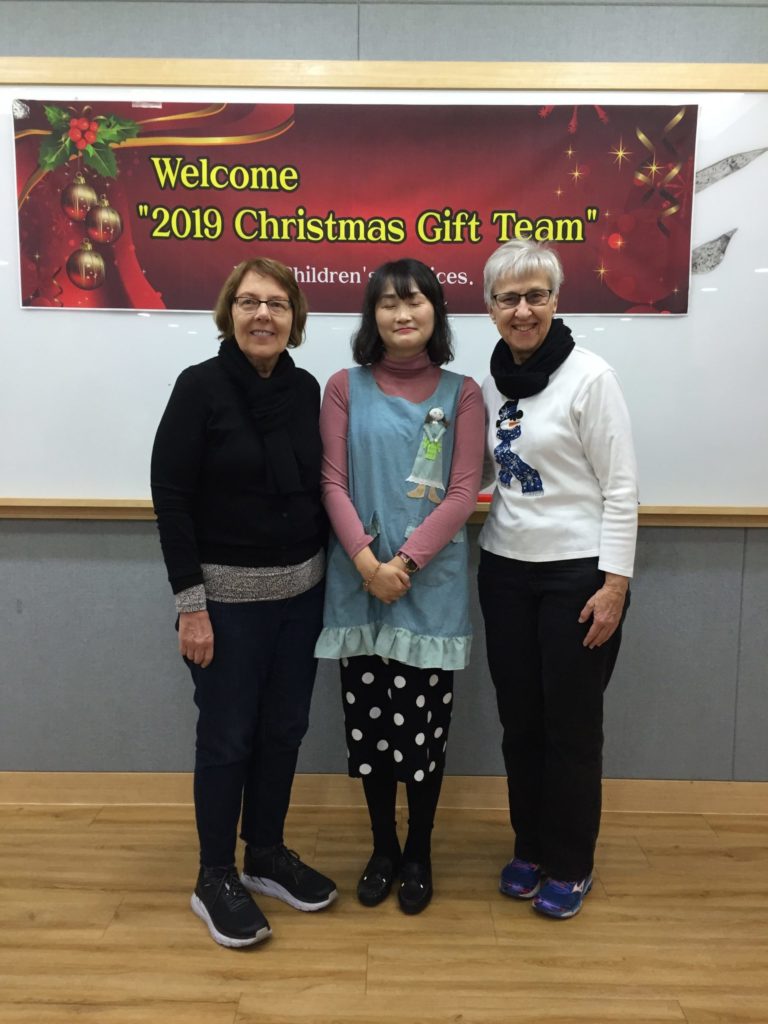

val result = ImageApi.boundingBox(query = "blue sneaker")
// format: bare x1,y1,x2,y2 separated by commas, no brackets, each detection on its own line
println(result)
499,858,541,899
532,874,593,919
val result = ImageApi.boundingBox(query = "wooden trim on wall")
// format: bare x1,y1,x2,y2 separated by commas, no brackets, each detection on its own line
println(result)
2,58,768,91
2,498,767,527
1,772,765,815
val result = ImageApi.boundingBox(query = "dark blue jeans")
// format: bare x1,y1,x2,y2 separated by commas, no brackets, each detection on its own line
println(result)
478,551,629,880
185,581,324,867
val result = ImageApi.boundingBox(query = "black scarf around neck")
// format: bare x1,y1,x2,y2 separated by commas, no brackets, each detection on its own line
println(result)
490,318,575,399
217,336,302,494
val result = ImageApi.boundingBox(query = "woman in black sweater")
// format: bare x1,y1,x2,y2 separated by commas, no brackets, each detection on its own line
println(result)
151,258,335,948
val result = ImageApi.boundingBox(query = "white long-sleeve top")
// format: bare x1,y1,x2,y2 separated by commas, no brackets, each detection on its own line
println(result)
479,346,639,577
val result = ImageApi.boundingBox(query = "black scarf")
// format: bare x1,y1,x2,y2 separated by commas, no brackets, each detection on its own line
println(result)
490,318,575,399
217,337,302,494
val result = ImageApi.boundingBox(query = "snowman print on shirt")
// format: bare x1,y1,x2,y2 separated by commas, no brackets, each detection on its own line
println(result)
494,399,543,494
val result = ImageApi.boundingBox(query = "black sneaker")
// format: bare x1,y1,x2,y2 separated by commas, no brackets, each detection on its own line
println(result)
191,865,272,948
241,844,337,912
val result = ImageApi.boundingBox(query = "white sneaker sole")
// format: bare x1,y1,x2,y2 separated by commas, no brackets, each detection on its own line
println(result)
499,879,541,900
240,873,338,912
532,878,593,919
190,893,272,947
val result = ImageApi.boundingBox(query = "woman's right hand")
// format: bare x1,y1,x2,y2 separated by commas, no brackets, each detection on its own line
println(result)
179,610,214,668
353,548,411,605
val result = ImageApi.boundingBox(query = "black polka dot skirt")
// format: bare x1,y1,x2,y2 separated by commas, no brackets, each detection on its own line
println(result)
340,655,454,783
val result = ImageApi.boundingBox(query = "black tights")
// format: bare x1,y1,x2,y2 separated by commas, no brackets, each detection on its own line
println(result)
362,766,445,866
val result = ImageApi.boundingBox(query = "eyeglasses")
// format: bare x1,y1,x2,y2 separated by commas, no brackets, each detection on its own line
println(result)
492,289,552,309
233,296,291,315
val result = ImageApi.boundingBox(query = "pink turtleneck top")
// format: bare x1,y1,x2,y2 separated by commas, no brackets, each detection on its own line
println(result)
319,351,485,568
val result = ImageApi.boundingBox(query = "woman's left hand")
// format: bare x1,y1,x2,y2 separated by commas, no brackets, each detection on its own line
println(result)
578,573,629,649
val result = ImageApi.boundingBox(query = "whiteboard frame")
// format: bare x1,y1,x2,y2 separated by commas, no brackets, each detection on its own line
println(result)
3,58,768,521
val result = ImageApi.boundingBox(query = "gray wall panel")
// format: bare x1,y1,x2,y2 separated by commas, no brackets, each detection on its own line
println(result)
360,4,768,62
603,528,743,780
0,522,196,770
735,530,768,781
0,2,359,59
2,522,762,780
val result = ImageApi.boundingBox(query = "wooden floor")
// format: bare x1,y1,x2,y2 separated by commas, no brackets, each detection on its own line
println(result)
2,802,767,1024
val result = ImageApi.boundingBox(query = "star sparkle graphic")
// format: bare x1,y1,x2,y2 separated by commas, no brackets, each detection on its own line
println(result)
643,156,663,180
569,165,585,183
610,138,632,167
594,263,609,282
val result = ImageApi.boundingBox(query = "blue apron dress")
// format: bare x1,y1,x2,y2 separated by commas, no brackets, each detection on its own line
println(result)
316,366,472,780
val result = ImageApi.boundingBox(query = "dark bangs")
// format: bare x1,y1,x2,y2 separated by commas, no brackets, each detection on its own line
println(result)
351,259,454,366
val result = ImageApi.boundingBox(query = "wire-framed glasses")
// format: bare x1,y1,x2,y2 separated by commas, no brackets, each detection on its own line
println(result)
492,289,552,309
233,296,291,315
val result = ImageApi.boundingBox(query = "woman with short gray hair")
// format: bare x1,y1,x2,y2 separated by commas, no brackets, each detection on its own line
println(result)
477,239,638,919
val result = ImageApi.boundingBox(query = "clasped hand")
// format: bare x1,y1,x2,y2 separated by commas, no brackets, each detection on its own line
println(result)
366,556,411,604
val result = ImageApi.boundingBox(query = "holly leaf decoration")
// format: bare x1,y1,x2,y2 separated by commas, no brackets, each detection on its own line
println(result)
96,114,140,146
38,131,74,172
43,104,70,131
36,108,140,177
83,143,118,179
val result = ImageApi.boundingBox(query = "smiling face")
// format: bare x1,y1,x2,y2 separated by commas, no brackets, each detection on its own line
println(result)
489,275,558,365
232,270,293,377
374,278,436,361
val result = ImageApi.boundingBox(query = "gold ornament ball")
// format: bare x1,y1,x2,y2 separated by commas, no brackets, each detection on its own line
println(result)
66,238,105,290
61,173,98,222
86,195,123,244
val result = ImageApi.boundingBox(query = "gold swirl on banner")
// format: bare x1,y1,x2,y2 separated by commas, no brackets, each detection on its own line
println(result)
135,104,228,125
16,109,295,210
50,264,64,307
632,108,687,236
113,119,295,149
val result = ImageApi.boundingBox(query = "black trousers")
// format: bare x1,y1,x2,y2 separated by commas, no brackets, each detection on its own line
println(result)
478,551,629,880
185,581,324,867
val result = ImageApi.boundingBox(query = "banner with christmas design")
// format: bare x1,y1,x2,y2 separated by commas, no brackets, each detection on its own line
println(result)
13,98,698,314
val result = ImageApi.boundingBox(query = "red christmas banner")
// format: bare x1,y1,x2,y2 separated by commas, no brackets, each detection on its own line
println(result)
14,98,697,314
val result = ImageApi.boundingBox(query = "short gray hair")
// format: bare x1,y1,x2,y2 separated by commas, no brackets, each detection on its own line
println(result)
483,240,564,308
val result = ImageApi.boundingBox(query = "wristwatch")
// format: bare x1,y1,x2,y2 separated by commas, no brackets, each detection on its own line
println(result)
397,551,419,575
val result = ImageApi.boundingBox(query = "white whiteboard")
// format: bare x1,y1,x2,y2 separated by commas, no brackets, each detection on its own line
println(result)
2,85,767,504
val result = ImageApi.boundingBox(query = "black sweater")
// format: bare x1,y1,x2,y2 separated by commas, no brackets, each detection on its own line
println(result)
150,354,326,594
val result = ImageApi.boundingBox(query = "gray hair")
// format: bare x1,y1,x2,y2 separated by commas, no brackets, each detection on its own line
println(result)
483,240,564,308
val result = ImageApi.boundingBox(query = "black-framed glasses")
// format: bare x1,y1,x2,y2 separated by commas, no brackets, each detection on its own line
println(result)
233,296,291,314
492,289,552,309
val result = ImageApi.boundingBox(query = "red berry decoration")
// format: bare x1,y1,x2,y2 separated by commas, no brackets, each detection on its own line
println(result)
89,121,99,133
86,195,123,245
68,127,82,141
84,130,97,144
78,118,90,131
60,172,98,221
76,138,87,150
66,238,105,290
69,117,79,128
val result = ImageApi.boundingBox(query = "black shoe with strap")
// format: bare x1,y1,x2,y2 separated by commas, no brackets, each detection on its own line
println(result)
241,843,337,912
191,865,271,948
357,851,401,907
398,861,433,915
